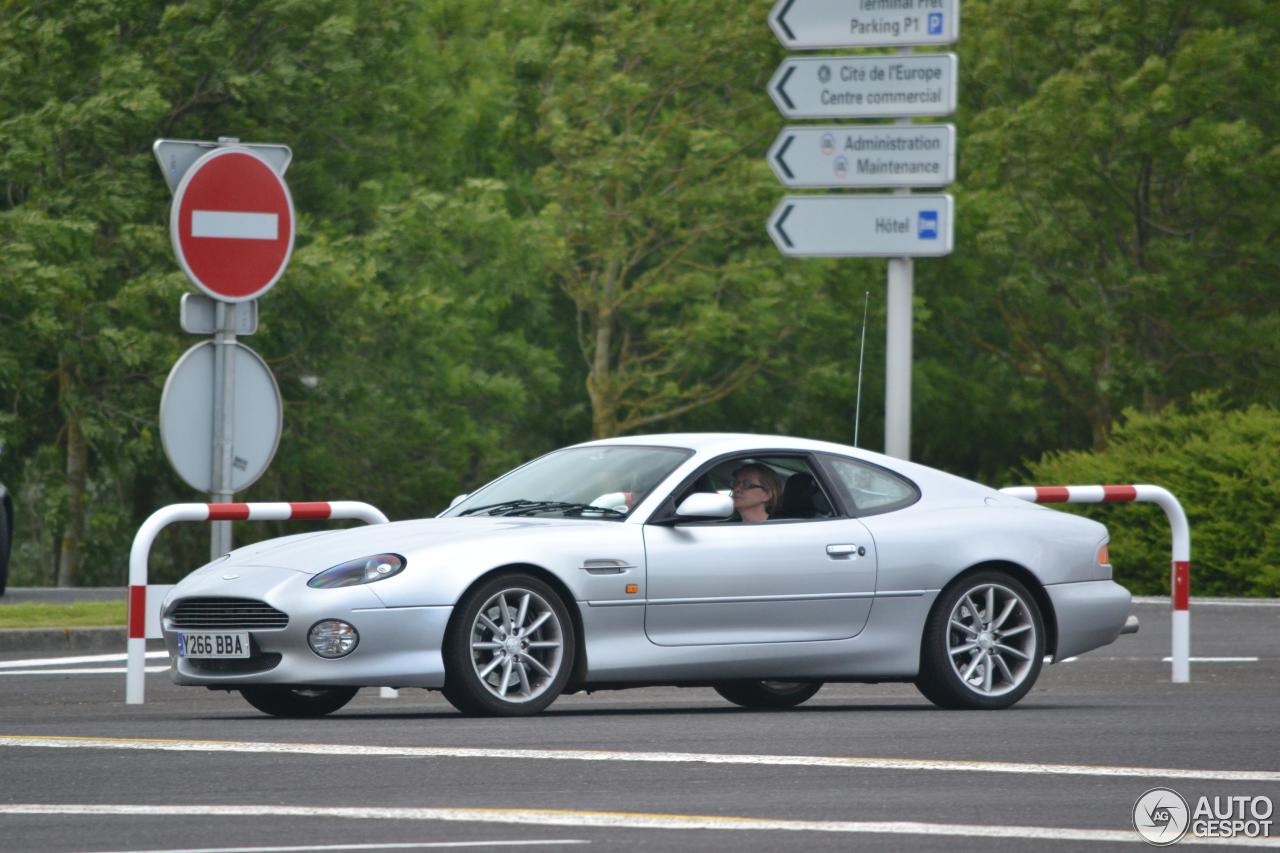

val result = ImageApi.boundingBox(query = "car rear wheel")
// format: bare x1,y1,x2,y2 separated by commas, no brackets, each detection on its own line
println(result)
915,570,1045,710
714,680,823,709
239,685,359,717
442,573,575,717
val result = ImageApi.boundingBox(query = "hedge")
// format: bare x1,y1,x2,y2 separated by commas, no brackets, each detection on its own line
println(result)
1020,396,1279,597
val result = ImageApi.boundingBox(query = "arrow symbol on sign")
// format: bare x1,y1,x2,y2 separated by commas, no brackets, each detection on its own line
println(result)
773,134,795,180
773,0,797,40
774,204,795,248
774,66,796,110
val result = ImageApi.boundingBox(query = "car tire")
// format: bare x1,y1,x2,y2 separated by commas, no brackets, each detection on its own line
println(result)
239,685,359,717
442,572,575,717
713,680,822,709
915,570,1045,710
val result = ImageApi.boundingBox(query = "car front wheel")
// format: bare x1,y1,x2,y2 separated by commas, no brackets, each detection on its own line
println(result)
239,685,359,717
915,571,1045,710
442,573,575,717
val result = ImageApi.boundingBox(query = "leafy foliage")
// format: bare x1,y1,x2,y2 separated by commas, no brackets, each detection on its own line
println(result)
1025,397,1280,596
927,0,1280,459
0,0,1275,595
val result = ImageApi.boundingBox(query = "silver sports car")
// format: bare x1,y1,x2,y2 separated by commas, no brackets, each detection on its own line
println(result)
160,434,1136,717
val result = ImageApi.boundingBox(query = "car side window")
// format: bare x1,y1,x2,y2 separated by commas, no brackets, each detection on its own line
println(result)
669,455,838,522
821,454,919,516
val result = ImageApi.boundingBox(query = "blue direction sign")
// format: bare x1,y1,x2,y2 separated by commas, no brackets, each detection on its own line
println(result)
767,194,954,257
770,0,960,50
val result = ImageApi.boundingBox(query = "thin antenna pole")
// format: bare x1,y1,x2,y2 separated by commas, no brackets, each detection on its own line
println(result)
854,290,870,447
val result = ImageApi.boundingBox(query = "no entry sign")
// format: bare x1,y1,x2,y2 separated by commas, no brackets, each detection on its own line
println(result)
170,147,295,302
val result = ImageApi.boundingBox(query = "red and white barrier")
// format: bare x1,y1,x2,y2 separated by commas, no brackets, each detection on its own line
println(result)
127,501,389,704
999,484,1190,683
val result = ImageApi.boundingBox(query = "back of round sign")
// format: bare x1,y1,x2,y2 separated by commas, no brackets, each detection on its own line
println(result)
159,340,283,493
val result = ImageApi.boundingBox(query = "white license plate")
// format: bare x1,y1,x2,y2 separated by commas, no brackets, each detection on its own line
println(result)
179,632,251,658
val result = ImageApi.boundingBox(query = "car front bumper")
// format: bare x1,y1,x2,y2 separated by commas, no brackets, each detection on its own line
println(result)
162,575,452,689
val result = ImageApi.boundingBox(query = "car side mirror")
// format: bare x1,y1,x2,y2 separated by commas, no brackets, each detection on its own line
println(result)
448,494,468,509
674,492,734,520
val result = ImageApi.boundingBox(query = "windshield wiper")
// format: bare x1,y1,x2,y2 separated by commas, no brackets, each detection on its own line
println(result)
458,499,540,516
504,501,627,519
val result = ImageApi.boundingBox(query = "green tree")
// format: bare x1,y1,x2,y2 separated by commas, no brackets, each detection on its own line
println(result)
527,0,821,438
926,0,1280,459
0,0,551,584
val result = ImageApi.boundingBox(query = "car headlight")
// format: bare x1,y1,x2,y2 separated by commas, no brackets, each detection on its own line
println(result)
307,553,406,589
308,620,359,658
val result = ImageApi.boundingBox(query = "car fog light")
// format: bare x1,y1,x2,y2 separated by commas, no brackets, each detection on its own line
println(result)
308,620,359,658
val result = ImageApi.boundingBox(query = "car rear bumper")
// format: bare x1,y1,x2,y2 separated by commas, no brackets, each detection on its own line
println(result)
1045,579,1133,660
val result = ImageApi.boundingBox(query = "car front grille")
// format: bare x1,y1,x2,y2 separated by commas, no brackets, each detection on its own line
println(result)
168,597,289,630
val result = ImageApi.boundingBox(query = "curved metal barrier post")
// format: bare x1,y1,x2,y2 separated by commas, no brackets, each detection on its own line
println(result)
127,501,389,704
998,485,1190,683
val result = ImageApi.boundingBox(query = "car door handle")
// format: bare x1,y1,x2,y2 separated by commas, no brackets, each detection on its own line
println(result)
580,559,635,575
826,544,866,558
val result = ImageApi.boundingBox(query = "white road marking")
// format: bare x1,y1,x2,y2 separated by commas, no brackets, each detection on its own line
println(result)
0,667,168,675
2,736,1276,783
192,211,278,240
3,804,1277,847
1133,596,1280,608
77,840,584,852
0,652,168,669
1162,657,1260,663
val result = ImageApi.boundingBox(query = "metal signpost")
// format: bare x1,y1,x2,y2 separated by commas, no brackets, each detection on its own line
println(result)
766,5,960,460
154,139,294,559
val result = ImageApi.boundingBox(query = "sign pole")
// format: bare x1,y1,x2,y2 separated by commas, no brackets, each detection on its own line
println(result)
763,10,958,462
884,256,912,459
210,302,237,559
884,47,914,461
155,137,294,560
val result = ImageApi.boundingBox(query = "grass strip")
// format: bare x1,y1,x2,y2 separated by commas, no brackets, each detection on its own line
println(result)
0,601,127,629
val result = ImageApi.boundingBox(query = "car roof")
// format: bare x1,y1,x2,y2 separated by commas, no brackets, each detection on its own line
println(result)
574,432,949,481
571,432,1015,506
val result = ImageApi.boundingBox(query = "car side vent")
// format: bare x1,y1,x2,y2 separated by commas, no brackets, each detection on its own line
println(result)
168,597,288,630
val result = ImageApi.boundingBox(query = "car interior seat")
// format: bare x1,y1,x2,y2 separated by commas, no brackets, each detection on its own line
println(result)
774,472,833,519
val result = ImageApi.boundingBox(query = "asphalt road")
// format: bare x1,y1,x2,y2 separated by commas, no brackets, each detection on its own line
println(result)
1,598,1277,853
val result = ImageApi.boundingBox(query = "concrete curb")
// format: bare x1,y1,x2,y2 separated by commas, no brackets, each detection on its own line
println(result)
0,627,127,654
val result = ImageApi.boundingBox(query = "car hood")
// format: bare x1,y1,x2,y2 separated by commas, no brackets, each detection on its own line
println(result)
219,516,622,575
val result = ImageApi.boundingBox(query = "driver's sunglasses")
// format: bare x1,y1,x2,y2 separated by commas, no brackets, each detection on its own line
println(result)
729,479,766,491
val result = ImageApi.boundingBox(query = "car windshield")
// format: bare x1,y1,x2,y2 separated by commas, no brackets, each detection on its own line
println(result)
445,445,692,520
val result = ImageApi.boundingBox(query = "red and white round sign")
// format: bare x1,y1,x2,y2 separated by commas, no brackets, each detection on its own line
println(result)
170,147,295,303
